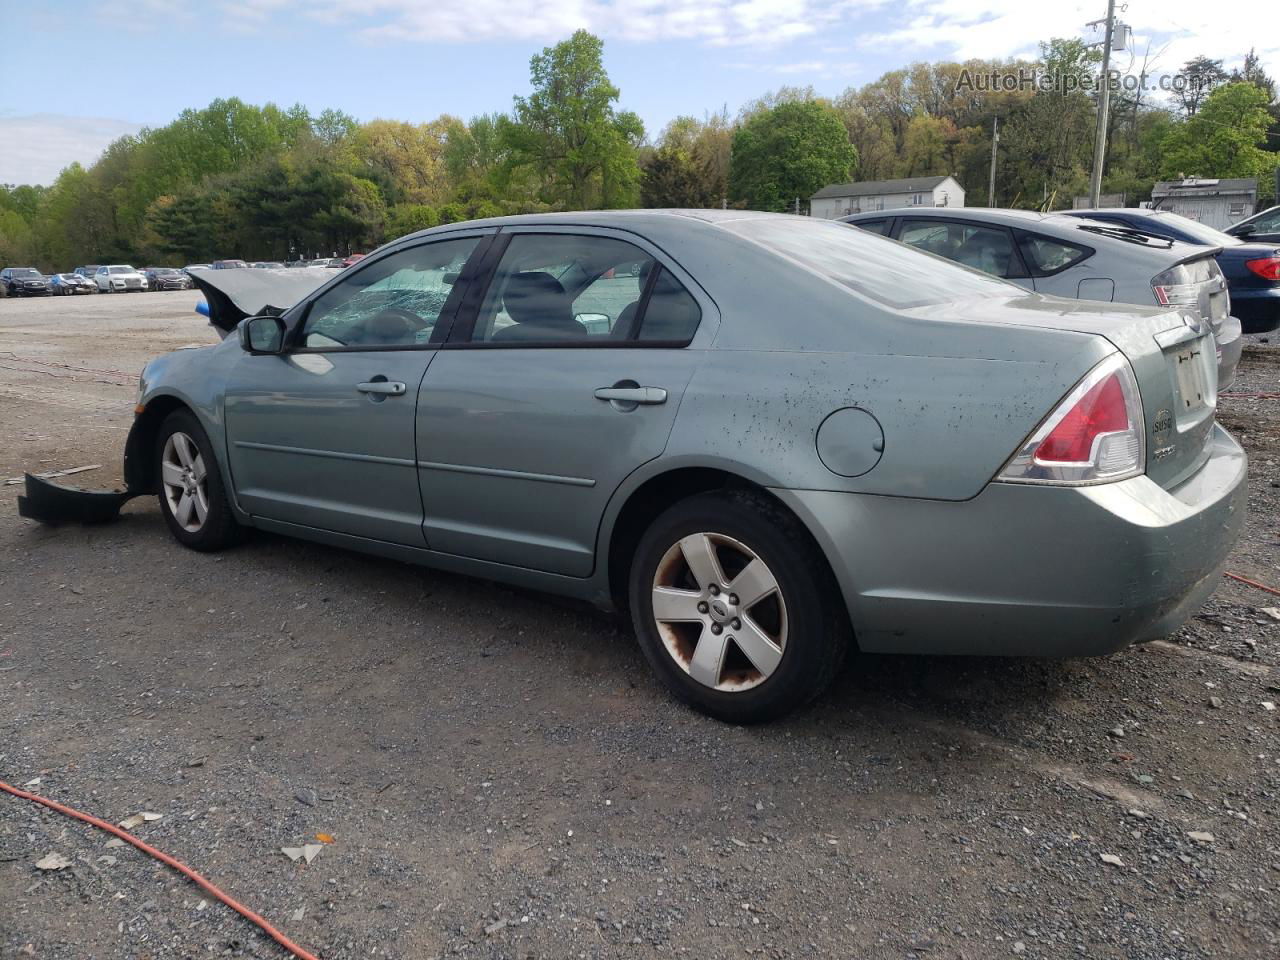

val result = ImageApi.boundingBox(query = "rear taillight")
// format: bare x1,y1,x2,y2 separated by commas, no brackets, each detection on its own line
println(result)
998,354,1145,485
1245,256,1280,281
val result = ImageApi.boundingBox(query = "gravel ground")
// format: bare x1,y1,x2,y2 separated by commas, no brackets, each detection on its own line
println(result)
1,292,1279,960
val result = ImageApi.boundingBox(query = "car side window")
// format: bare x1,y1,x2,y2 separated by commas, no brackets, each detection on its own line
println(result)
468,233,700,345
852,219,889,235
299,237,480,350
1250,208,1280,232
899,220,1021,278
1019,234,1091,276
635,267,701,342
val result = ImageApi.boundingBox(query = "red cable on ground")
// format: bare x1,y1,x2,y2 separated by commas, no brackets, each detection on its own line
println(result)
0,779,321,960
1224,571,1280,598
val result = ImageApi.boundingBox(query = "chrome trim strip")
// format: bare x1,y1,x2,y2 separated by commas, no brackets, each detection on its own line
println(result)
233,440,416,468
417,459,596,487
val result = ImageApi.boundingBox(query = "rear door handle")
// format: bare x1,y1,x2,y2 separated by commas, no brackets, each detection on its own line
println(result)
357,380,406,396
594,386,667,405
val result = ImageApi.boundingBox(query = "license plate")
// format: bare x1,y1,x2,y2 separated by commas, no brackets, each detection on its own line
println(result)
1173,344,1209,413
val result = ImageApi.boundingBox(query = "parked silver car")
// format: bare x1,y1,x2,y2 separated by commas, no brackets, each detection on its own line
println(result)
22,212,1247,722
842,207,1241,388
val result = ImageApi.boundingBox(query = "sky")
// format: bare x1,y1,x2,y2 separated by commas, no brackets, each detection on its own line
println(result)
0,0,1275,186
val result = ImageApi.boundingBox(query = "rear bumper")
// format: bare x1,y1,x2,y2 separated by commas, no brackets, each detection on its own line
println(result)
777,424,1248,657
1230,289,1280,334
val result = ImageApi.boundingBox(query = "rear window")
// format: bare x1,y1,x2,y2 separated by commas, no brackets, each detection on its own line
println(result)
1150,212,1235,246
728,218,1017,309
851,219,889,235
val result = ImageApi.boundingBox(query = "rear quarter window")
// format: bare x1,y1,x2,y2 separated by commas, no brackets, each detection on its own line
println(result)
1018,234,1092,276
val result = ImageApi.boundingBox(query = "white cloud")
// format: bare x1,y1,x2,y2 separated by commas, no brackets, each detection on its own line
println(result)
203,0,1275,88
859,0,1278,87
206,0,887,47
0,114,143,187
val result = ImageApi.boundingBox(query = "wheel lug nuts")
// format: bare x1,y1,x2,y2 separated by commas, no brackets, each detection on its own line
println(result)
697,602,709,614
731,619,741,630
728,594,738,606
710,624,722,635
709,585,719,595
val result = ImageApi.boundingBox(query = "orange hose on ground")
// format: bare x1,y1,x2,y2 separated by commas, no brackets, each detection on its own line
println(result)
1224,571,1280,598
0,779,321,960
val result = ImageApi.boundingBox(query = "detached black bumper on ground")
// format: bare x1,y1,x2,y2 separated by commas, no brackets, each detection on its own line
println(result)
17,473,139,525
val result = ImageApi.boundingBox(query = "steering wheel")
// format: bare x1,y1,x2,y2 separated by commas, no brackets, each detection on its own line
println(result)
375,307,428,330
360,307,429,345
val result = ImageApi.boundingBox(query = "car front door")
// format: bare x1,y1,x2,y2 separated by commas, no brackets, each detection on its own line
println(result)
415,227,714,577
222,231,491,546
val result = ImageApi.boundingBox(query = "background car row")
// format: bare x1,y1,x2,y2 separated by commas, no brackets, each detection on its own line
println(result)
841,206,1280,388
0,256,372,297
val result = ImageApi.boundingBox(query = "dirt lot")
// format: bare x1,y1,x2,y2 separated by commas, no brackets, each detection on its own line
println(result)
1,291,1279,960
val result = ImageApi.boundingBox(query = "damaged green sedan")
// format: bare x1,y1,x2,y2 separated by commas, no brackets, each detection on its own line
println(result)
20,211,1247,722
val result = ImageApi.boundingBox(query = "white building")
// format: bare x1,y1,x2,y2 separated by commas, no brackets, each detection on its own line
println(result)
810,176,965,219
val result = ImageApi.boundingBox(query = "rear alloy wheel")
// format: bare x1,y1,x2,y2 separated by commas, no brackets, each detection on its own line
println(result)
155,409,241,551
629,490,848,723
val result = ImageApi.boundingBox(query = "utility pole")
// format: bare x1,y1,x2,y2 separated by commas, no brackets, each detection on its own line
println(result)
1088,0,1117,207
988,116,999,207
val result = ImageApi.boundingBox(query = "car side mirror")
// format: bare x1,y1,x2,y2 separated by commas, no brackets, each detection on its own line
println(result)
1232,223,1255,237
239,315,287,354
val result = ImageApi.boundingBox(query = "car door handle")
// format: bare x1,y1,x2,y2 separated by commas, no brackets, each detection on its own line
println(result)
357,380,406,396
594,386,667,404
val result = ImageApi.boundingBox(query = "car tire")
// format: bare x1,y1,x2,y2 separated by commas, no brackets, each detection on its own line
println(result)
628,489,849,724
154,409,241,552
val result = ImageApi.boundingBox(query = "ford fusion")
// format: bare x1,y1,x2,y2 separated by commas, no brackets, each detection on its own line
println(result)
26,211,1247,723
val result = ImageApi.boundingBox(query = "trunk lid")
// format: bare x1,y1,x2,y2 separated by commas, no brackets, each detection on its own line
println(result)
925,292,1217,489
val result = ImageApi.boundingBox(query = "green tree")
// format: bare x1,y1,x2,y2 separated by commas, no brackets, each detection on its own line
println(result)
1161,82,1277,181
728,100,857,212
387,203,440,238
501,30,644,209
1176,56,1230,118
641,146,707,207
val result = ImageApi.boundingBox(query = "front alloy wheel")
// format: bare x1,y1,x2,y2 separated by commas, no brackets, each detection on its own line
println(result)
160,431,208,533
154,409,241,551
629,490,848,723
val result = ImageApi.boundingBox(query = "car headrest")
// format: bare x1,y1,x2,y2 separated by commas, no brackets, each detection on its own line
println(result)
503,271,572,326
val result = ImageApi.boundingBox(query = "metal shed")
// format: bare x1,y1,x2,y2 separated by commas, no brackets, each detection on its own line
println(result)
1149,178,1258,230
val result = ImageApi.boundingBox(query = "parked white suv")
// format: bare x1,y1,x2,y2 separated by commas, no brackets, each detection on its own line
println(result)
95,264,148,293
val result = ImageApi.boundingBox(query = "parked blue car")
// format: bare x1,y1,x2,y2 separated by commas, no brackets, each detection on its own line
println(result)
1065,208,1280,333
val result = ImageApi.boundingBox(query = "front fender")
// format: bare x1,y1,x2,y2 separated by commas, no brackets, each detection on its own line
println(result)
128,339,242,507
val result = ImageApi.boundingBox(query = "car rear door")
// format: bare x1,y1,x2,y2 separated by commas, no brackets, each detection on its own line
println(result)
222,230,492,546
414,226,715,577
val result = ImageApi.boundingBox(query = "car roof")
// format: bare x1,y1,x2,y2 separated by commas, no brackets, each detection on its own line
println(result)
400,207,780,243
846,207,1065,227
